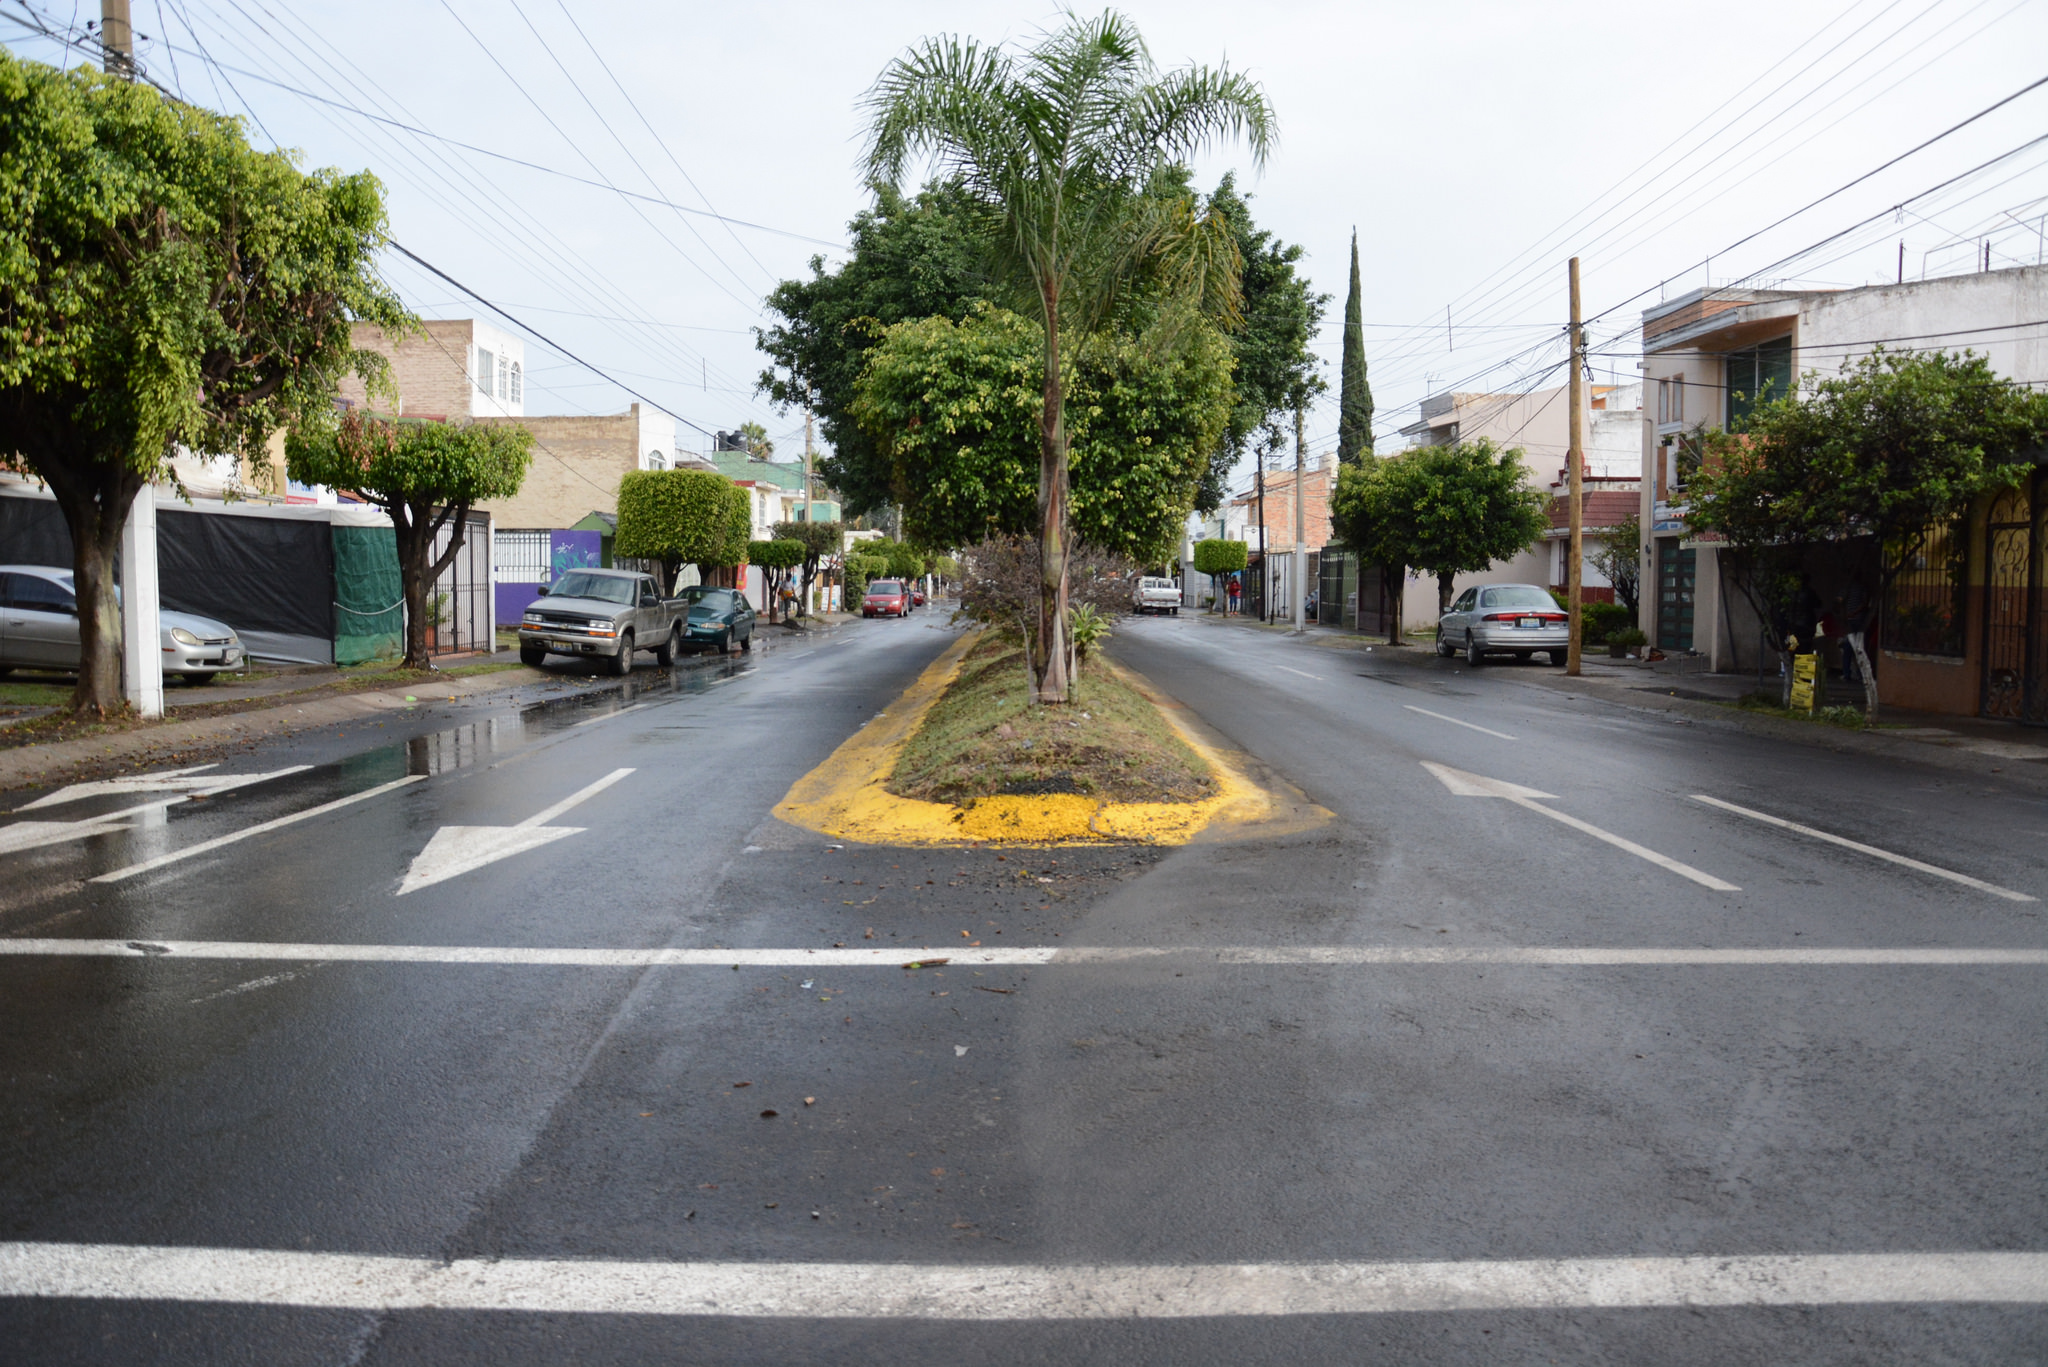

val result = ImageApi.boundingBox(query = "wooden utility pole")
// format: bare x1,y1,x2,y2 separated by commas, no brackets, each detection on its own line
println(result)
1566,257,1586,676
1292,405,1307,633
802,402,817,615
100,0,134,77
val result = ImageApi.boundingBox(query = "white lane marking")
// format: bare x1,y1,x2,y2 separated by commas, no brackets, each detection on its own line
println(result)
1275,665,1323,681
3,1243,2042,1316
1692,794,2036,902
1,941,2040,967
570,703,645,728
0,799,185,857
397,768,633,896
1424,763,1738,892
18,765,311,812
1404,705,1516,741
90,777,426,884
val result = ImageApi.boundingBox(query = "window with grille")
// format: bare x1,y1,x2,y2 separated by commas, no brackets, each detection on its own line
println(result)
509,362,522,403
496,354,509,398
1884,518,1967,657
495,530,550,584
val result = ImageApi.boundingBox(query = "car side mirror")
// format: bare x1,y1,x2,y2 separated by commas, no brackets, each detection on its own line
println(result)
536,584,550,596
640,594,657,608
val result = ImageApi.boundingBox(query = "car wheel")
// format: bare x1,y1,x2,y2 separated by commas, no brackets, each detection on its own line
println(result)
1465,634,1485,667
184,672,217,686
1435,633,1454,659
655,625,678,668
740,629,753,653
519,644,546,667
1514,651,1532,663
716,630,732,655
1551,647,1571,666
609,631,634,676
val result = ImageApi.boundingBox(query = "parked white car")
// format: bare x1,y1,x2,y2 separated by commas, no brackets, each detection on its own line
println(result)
1435,583,1569,666
1132,576,1181,615
0,564,247,683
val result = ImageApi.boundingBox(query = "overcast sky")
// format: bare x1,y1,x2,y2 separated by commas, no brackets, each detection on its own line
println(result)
8,0,2046,482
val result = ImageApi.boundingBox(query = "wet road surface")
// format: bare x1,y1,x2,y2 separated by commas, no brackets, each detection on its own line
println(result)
1,611,2043,1363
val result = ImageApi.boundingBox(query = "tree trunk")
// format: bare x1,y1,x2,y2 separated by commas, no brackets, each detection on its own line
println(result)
1384,564,1403,646
1437,571,1455,617
44,457,143,717
1033,283,1071,705
1846,630,1879,720
393,503,429,670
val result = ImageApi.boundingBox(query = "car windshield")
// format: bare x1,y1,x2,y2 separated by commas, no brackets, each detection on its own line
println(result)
1482,586,1556,610
681,587,726,605
550,572,638,604
868,581,901,595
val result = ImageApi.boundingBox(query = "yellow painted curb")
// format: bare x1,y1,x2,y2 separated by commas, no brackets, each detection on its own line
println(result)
772,631,1303,847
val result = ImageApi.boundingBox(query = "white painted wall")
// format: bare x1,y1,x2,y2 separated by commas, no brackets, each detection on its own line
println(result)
467,321,525,420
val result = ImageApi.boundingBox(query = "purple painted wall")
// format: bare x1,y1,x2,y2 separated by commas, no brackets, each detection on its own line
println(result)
494,530,605,629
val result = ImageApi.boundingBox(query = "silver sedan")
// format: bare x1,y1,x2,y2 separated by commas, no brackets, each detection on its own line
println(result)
1436,583,1570,666
0,564,248,683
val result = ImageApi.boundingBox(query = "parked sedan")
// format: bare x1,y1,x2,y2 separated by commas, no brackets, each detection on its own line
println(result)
863,580,911,618
0,563,248,683
680,585,755,654
1435,583,1570,666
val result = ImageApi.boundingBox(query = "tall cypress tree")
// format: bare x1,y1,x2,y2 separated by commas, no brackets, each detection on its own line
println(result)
1337,229,1374,465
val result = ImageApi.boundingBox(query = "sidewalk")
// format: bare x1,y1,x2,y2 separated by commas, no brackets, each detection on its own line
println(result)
1188,607,2048,783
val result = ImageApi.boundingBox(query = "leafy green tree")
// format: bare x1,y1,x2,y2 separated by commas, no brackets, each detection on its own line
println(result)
772,518,845,615
1404,440,1550,615
1688,348,2048,715
863,11,1273,703
748,537,805,622
1588,510,1642,616
614,469,751,595
287,413,531,669
1337,230,1374,465
736,421,774,460
756,182,990,519
1191,538,1247,611
851,307,1234,563
0,52,406,712
1201,172,1326,513
1329,461,1407,643
857,536,927,580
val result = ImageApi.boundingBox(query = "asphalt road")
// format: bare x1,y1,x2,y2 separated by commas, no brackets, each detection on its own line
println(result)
0,610,2042,1363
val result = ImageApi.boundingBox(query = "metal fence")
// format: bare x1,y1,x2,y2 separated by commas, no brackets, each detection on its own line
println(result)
425,512,493,657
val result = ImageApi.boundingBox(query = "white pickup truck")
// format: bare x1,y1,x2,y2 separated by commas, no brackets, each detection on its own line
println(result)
1131,576,1181,615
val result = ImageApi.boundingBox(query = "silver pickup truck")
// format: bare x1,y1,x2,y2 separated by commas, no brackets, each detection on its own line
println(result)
515,568,685,676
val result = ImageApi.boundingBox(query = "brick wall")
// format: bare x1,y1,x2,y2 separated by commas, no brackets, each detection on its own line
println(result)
473,411,637,530
338,320,477,420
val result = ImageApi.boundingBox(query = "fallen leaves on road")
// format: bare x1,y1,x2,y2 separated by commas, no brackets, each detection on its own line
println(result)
974,986,1015,995
732,1081,752,1088
760,1109,779,1119
804,1096,816,1106
903,958,950,969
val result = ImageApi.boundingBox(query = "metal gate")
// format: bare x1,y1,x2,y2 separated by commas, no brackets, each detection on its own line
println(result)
425,512,493,658
1980,484,2040,722
1657,541,1695,650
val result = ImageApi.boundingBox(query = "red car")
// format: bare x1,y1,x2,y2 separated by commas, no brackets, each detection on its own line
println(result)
863,579,911,618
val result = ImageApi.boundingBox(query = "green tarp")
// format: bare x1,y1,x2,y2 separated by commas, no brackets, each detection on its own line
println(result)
333,525,402,665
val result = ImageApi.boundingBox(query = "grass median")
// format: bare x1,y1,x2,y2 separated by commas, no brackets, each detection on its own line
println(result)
888,633,1213,806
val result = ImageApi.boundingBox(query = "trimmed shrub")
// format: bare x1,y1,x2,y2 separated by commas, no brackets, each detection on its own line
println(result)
616,470,749,592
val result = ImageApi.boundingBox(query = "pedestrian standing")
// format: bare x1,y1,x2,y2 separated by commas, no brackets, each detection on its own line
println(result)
1227,576,1242,617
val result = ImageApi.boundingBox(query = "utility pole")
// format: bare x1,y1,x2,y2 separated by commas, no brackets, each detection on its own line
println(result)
1292,405,1307,634
1566,257,1586,677
99,0,135,76
103,2,163,716
1254,454,1266,621
803,402,817,615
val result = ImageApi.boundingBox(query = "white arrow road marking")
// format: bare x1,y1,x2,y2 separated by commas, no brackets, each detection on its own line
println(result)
396,767,634,895
5,941,2042,967
2,1243,2042,1316
17,764,311,811
1422,762,1739,891
0,800,184,857
92,777,425,884
1692,794,2036,902
1404,705,1517,741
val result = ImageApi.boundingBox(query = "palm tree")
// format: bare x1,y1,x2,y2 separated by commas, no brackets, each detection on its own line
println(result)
863,11,1274,702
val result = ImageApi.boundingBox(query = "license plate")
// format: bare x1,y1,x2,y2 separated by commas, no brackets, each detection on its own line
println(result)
1518,617,1540,628
552,639,577,651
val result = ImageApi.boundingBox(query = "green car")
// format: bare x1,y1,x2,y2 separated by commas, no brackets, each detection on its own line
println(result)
680,585,756,655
